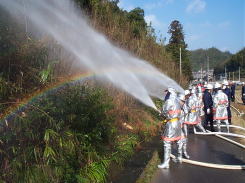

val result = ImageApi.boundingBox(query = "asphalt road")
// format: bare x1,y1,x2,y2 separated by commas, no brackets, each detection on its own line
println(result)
152,134,245,183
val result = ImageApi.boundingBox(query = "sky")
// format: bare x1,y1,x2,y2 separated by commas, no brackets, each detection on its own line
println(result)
118,0,245,54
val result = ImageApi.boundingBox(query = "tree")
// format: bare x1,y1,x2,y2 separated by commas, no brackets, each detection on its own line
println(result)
127,7,147,38
166,20,192,80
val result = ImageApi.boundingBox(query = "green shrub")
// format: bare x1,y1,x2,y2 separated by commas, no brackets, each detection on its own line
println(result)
0,83,115,182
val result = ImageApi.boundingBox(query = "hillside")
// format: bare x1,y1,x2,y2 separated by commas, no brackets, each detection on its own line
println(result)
0,0,186,182
189,47,232,71
214,48,245,78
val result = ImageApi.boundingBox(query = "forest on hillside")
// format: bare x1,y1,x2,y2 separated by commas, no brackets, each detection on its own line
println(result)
189,47,232,71
214,48,245,78
0,0,191,182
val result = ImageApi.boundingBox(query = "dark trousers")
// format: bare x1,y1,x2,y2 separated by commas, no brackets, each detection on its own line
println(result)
204,111,214,131
227,106,232,124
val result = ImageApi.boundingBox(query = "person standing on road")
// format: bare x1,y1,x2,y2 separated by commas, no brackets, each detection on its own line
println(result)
203,84,215,132
242,82,245,104
178,93,190,159
197,92,205,127
213,83,229,133
184,89,206,133
158,88,183,169
223,81,232,124
230,81,236,102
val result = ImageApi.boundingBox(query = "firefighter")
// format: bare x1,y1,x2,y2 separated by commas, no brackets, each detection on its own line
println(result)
178,93,190,159
182,90,190,137
203,84,215,131
223,81,232,124
230,81,236,102
197,92,205,125
158,88,183,169
184,89,206,133
213,83,229,133
242,82,245,104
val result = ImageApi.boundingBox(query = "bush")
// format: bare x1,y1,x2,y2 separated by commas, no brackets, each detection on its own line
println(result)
0,83,115,182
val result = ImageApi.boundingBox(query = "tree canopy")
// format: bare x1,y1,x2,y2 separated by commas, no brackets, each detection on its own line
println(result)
166,20,192,80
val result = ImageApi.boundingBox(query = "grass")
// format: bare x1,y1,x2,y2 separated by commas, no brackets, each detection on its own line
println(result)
135,151,160,183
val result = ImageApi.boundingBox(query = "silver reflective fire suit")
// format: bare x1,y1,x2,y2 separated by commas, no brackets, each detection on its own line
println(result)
180,103,190,159
158,92,183,169
213,90,229,132
184,93,206,132
197,93,205,117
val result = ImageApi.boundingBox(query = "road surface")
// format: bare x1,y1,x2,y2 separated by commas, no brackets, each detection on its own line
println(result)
152,134,245,183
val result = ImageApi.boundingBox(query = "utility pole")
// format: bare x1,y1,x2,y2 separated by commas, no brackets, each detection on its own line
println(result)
179,47,182,77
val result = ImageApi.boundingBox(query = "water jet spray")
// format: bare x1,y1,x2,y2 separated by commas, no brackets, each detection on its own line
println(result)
0,0,184,109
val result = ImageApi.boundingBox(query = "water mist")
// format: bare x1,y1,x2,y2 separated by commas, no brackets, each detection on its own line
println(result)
0,0,184,110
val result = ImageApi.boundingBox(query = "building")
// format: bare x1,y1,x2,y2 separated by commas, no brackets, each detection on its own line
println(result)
192,69,214,81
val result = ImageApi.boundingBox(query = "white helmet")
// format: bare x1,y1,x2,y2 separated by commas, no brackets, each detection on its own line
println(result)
184,90,190,95
168,87,176,94
214,82,221,89
178,93,185,101
223,80,229,86
207,84,213,90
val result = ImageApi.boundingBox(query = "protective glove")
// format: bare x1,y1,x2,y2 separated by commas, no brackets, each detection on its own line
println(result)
207,108,210,114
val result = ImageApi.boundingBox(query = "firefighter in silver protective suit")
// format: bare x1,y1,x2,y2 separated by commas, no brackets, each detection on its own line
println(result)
184,89,206,133
178,93,190,159
158,88,183,169
213,83,229,133
197,92,206,132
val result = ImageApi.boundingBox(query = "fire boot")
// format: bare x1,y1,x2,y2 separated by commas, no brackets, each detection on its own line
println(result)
182,138,190,159
196,123,206,132
217,121,221,132
176,139,183,163
158,142,171,169
224,120,230,133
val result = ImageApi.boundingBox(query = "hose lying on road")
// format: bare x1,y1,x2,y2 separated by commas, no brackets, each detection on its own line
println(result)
214,133,245,149
170,154,245,170
194,131,245,139
195,130,245,149
212,124,245,131
231,105,244,116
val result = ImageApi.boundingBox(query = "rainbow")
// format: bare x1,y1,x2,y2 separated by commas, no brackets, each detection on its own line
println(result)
0,71,96,122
